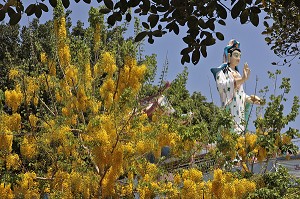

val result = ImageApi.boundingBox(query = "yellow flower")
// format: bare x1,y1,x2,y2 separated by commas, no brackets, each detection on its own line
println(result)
29,114,38,129
94,23,101,52
9,69,19,79
245,133,257,150
5,88,23,112
282,134,292,145
20,136,37,160
0,131,13,153
40,52,47,63
6,153,20,170
0,183,14,199
65,65,78,85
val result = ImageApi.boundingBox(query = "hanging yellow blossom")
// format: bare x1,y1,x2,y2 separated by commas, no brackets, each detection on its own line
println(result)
29,114,38,129
65,65,78,86
245,133,257,150
8,69,19,80
14,172,39,198
282,134,292,144
0,183,14,199
6,153,21,170
20,136,37,160
5,87,23,112
48,58,56,76
7,113,21,132
0,131,13,153
94,23,101,52
40,52,47,64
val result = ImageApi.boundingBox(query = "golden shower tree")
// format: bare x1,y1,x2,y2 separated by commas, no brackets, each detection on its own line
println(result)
1,1,299,199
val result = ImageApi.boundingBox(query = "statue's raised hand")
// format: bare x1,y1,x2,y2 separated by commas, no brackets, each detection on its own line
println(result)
243,62,251,81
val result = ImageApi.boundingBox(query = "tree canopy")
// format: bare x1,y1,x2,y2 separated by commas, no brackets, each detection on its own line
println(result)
0,0,299,65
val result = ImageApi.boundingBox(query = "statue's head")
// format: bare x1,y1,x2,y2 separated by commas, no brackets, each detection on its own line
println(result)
223,39,240,63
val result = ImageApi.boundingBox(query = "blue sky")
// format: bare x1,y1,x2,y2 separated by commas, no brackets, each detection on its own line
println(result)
18,1,300,132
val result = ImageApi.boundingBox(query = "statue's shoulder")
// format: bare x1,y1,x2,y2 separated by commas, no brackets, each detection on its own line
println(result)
211,63,228,80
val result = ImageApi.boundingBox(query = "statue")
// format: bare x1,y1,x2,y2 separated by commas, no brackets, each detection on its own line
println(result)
211,39,262,134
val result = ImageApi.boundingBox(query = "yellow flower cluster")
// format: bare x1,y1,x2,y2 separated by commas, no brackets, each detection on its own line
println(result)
29,114,38,129
20,136,37,160
76,86,88,111
94,23,101,52
117,57,147,98
210,169,256,199
0,131,13,153
50,170,99,198
14,172,39,198
96,52,117,77
5,86,23,112
182,168,203,183
24,77,39,104
54,17,71,68
65,65,78,86
282,134,292,144
8,69,19,80
40,52,47,64
48,58,56,76
0,183,14,199
5,113,21,132
6,153,20,170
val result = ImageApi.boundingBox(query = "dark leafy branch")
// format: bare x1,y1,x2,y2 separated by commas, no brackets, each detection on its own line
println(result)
0,0,299,65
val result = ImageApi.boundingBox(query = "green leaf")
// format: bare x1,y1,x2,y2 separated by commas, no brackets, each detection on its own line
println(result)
135,31,148,42
39,3,49,12
181,54,190,65
99,8,111,14
183,36,194,45
16,3,24,12
7,7,16,17
0,9,5,21
206,19,215,31
250,12,259,27
231,0,242,19
152,30,163,37
49,0,57,7
180,47,193,55
114,12,122,21
218,19,226,26
201,45,207,57
25,4,36,16
142,22,150,29
250,6,261,13
216,3,227,19
263,21,269,28
62,0,70,8
148,14,159,28
35,5,42,18
192,48,200,65
148,35,154,44
128,0,140,7
240,9,249,24
173,22,179,35
107,14,116,26
104,0,114,9
9,12,21,25
125,13,131,22
198,19,207,29
216,32,224,41
265,37,271,43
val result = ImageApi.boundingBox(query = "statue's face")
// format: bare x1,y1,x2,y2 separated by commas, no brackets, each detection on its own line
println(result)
229,50,241,66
